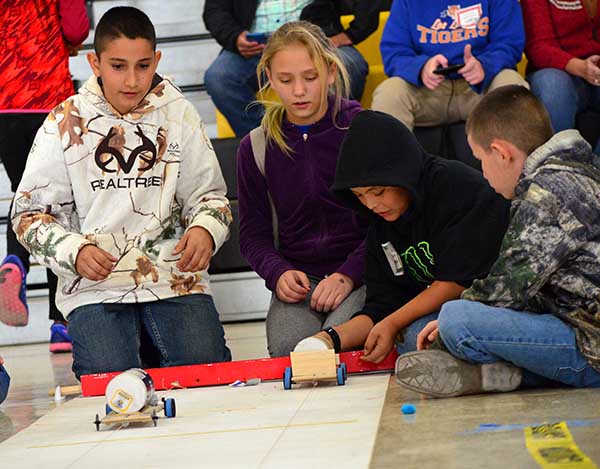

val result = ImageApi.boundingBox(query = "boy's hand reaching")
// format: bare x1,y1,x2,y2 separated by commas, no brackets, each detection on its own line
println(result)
76,245,117,281
417,319,439,350
310,273,353,313
360,318,397,364
421,54,448,90
173,227,214,272
459,44,485,85
276,270,310,303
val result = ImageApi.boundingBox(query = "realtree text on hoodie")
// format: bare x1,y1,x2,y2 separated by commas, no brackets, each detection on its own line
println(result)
12,75,232,316
332,110,510,324
382,0,525,92
237,98,367,292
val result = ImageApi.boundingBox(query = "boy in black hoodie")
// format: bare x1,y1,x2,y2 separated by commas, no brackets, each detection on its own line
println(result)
294,110,510,363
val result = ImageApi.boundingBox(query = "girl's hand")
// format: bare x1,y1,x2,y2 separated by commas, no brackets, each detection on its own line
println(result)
276,270,311,303
310,273,353,313
417,320,439,350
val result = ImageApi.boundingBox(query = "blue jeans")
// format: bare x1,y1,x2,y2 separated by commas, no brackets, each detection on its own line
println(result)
396,311,439,355
528,68,600,154
438,300,600,388
204,46,369,136
68,294,231,379
0,365,9,404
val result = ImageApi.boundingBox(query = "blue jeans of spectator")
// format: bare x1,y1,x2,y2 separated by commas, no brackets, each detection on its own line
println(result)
205,46,368,137
0,365,10,404
528,68,600,154
396,311,439,355
68,294,231,379
438,300,600,389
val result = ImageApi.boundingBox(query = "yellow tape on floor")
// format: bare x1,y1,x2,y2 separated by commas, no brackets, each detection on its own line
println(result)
524,422,597,469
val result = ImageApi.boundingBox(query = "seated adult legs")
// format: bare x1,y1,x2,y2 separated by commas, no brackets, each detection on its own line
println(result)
336,45,369,102
528,68,580,133
205,51,263,136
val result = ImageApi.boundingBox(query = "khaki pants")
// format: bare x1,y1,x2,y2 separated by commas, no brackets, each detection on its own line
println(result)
372,69,529,130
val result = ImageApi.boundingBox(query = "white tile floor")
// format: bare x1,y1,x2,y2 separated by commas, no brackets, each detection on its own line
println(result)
2,321,600,469
0,322,392,469
0,321,269,444
0,373,388,468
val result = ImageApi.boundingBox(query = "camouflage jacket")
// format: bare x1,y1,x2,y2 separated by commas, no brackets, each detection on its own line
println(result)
463,130,600,371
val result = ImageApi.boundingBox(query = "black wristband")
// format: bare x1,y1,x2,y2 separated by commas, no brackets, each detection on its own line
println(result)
323,327,341,353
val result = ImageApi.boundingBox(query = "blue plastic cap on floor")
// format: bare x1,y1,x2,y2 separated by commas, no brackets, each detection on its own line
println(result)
401,403,416,415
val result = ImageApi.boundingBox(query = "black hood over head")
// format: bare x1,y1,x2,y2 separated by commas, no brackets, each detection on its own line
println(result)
332,110,429,220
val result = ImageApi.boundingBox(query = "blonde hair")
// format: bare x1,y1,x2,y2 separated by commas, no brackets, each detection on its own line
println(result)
256,21,350,154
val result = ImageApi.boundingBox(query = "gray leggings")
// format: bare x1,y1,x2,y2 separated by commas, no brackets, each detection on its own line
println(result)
266,277,366,357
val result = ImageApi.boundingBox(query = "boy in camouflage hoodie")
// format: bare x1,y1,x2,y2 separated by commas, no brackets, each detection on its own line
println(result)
395,85,600,397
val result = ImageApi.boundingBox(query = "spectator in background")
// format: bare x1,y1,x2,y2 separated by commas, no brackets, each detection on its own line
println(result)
203,0,384,136
0,0,89,353
522,0,600,154
373,0,528,133
0,355,8,405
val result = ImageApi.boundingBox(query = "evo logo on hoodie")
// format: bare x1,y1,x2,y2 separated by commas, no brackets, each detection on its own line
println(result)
417,4,489,44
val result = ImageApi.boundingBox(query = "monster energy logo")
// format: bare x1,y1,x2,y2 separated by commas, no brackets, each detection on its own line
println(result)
401,241,435,283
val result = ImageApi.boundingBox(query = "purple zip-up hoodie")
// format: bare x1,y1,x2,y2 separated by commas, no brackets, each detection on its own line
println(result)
237,98,367,292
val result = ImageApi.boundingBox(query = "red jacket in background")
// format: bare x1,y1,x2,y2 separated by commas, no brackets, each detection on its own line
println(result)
0,0,89,111
522,0,600,72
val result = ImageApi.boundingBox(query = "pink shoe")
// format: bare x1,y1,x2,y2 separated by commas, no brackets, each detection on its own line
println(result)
49,322,72,353
0,255,28,327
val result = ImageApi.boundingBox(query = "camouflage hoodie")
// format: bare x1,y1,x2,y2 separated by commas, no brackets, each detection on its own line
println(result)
463,130,600,371
12,75,232,316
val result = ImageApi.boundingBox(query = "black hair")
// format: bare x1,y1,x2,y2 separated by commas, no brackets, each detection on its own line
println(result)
93,6,156,55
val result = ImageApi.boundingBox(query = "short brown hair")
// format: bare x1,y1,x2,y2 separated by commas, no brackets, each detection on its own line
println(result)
466,85,553,156
94,7,156,55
